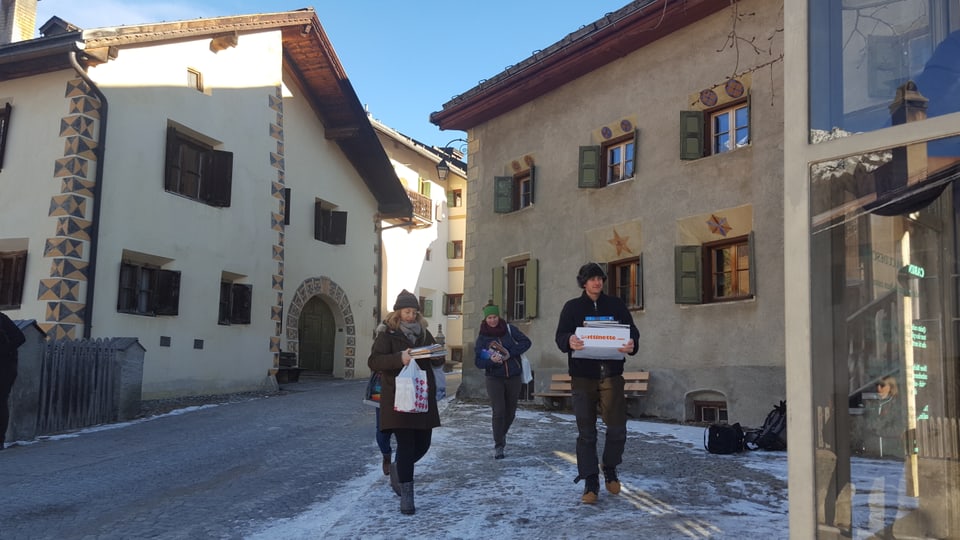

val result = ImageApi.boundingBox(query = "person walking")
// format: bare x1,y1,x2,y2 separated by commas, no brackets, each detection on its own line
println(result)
475,302,532,459
555,262,639,504
368,289,442,515
0,311,26,450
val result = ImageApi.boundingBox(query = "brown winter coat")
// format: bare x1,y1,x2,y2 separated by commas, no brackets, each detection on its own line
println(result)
368,317,441,431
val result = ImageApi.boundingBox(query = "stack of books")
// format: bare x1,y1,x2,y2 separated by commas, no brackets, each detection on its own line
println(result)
410,344,446,359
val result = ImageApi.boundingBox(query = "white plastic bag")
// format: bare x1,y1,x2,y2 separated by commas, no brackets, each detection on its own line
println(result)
394,361,429,413
520,354,533,384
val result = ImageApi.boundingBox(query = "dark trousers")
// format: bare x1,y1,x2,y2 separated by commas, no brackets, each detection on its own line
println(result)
394,428,432,483
0,359,17,445
374,407,393,456
571,374,627,479
485,375,523,449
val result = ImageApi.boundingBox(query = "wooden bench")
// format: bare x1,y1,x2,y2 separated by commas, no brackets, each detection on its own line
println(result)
534,371,650,410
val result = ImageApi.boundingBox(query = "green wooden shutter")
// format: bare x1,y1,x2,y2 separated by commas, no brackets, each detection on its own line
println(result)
675,245,702,304
446,241,454,259
679,111,704,160
419,178,431,197
447,190,456,206
155,269,181,316
578,146,601,188
748,230,756,297
442,293,449,315
630,129,639,176
492,266,504,310
526,258,538,318
423,298,433,317
638,252,645,309
528,165,536,204
494,176,514,213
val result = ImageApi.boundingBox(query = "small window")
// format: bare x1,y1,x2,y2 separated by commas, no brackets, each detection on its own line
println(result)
314,201,347,245
0,249,26,309
447,240,463,260
187,68,203,92
164,127,233,207
680,99,750,160
117,261,180,316
608,256,643,309
218,280,252,325
450,346,463,363
425,249,432,261
419,177,432,198
695,400,728,423
443,293,463,315
675,232,755,304
492,258,539,321
448,189,463,208
579,130,639,188
494,166,536,213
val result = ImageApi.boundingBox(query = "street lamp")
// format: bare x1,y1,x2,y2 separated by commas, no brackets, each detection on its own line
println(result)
436,138,467,181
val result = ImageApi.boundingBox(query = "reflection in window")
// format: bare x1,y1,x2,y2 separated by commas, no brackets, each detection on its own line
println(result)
809,0,960,140
809,132,960,538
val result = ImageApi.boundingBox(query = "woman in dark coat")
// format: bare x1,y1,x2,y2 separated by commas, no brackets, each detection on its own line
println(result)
368,289,441,515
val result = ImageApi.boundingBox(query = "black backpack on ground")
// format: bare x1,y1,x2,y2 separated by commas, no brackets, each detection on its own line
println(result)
704,422,746,454
746,400,787,451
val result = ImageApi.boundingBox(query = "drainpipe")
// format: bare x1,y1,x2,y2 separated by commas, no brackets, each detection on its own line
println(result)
68,51,108,339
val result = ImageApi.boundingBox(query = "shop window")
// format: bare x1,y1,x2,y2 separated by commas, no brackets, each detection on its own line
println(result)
675,232,755,304
494,166,535,213
579,130,639,188
492,258,539,320
164,126,233,207
0,249,26,309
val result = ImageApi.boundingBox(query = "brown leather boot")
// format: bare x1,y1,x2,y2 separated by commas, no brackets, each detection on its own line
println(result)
381,454,391,476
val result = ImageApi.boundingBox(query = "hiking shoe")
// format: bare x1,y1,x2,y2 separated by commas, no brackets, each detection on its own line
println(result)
581,475,600,504
603,467,621,495
494,447,505,460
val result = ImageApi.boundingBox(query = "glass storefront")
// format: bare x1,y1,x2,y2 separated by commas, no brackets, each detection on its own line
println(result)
810,131,960,537
809,0,960,141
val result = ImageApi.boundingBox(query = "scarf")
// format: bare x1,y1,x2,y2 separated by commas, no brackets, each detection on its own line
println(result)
399,320,422,344
479,319,508,337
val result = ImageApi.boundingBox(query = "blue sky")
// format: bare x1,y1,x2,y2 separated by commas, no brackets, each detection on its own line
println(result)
35,0,631,147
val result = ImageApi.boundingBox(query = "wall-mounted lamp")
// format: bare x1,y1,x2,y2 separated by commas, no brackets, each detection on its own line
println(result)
436,138,467,181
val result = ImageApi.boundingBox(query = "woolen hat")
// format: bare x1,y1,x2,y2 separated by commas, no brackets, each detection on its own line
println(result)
393,289,419,311
482,304,500,318
576,262,607,288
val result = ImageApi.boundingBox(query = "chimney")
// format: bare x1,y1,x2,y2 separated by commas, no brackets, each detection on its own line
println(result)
0,0,38,45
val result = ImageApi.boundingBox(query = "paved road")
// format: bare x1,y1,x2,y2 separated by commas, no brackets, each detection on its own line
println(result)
1,376,377,540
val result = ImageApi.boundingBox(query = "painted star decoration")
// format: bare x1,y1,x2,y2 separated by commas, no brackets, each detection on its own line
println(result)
608,228,633,256
706,214,732,236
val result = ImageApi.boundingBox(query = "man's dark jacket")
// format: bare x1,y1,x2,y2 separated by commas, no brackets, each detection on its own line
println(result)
554,291,639,379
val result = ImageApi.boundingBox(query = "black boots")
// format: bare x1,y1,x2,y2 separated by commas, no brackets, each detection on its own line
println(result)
400,481,415,515
389,462,400,496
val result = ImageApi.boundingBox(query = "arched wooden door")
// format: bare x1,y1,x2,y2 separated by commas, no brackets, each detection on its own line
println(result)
298,296,335,374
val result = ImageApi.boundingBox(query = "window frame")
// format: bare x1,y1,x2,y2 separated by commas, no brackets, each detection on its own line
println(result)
314,201,347,245
442,293,463,315
164,127,233,207
704,234,753,302
494,166,536,213
492,258,539,321
448,240,463,260
117,261,181,316
675,232,755,304
695,400,728,423
0,249,26,309
607,255,644,310
448,189,463,208
579,129,639,188
710,102,751,155
680,97,751,160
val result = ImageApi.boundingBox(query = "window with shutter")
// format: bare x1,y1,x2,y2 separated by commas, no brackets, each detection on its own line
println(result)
0,249,26,309
164,127,233,207
580,131,639,187
680,97,750,160
608,255,643,309
314,201,348,245
117,261,180,316
674,232,755,304
493,258,539,320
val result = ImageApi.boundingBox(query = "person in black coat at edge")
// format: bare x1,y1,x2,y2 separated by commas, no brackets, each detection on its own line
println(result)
555,262,639,504
0,311,26,450
475,302,532,459
368,289,442,515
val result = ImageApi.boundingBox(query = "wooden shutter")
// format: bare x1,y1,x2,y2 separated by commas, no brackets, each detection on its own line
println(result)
491,266,504,309
283,188,291,225
578,146,601,188
446,241,454,259
525,258,538,319
631,129,640,174
164,127,179,192
0,103,11,171
447,190,456,206
494,176,514,213
528,165,536,204
314,202,325,241
419,178,431,197
747,231,756,296
675,245,702,304
155,269,181,316
679,111,704,160
330,210,347,245
442,293,449,315
218,281,232,324
203,149,233,207
423,298,433,318
231,283,252,324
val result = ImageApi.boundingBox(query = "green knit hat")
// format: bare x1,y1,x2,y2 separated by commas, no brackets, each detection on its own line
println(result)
482,304,500,318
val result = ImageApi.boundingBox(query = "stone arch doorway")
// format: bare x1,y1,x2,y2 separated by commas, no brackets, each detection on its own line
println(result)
285,276,359,379
298,296,336,374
